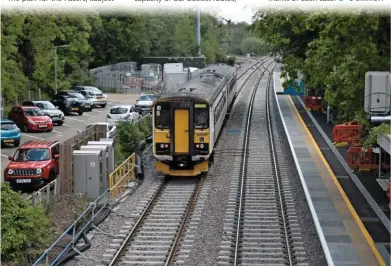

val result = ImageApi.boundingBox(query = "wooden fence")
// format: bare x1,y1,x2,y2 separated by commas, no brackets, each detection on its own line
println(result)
58,125,107,194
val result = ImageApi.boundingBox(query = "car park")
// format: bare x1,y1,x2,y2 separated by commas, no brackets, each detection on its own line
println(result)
107,105,140,124
1,118,21,147
4,140,60,189
51,94,84,115
73,86,108,108
135,93,157,114
22,100,65,126
8,106,53,132
84,122,117,138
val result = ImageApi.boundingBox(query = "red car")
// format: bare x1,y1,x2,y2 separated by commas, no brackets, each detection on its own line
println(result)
8,106,53,132
4,140,60,189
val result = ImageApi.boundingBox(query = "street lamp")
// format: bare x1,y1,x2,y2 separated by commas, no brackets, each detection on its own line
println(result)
54,44,70,94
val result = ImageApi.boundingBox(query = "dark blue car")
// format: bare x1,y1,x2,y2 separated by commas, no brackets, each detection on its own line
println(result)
1,118,21,147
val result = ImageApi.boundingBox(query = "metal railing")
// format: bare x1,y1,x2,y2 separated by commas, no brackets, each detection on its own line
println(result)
109,153,136,198
32,188,112,266
26,179,59,207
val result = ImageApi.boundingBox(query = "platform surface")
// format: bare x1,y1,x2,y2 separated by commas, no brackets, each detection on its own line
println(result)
276,94,385,266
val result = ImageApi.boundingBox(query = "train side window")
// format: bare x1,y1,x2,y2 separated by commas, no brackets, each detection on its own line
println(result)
195,103,209,129
155,103,170,129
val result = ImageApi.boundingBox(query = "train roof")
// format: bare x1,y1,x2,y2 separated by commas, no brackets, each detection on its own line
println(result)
159,64,236,103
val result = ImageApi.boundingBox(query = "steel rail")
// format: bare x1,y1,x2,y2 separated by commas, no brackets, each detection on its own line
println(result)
107,180,166,266
232,60,276,266
265,68,293,265
164,178,203,266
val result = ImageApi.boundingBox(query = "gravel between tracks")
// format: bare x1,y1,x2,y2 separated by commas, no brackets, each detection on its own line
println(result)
72,157,162,266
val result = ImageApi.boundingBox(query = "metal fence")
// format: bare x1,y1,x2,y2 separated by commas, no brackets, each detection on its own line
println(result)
26,179,59,207
90,62,163,94
2,89,48,114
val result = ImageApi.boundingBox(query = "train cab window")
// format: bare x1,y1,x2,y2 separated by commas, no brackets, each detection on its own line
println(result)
155,103,170,129
195,103,209,129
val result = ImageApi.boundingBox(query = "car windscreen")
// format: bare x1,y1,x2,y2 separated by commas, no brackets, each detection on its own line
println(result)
23,108,45,116
13,148,50,162
36,102,57,110
110,107,128,114
1,122,17,130
139,95,155,101
69,93,86,100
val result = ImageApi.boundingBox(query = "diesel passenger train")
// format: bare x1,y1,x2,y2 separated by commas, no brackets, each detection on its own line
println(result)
152,64,238,176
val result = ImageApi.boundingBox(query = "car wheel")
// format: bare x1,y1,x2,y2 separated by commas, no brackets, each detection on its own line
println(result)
14,140,20,147
57,121,63,126
47,128,53,132
101,104,107,108
78,111,83,116
22,124,29,132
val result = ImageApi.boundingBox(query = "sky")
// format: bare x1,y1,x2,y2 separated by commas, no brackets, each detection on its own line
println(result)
214,4,257,24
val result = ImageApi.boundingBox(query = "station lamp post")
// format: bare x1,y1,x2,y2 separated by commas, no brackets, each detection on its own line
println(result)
54,44,70,94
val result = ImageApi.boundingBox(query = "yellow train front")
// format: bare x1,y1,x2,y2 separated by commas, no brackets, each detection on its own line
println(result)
152,64,237,176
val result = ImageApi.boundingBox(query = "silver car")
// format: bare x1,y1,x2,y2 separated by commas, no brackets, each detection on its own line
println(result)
135,94,157,114
73,86,108,107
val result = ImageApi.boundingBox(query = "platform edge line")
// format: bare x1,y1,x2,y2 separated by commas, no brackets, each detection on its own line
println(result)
295,95,390,233
291,96,386,266
273,82,335,266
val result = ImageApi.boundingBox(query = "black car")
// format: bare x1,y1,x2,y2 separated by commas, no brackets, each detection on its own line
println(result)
22,100,65,126
51,94,84,116
56,90,92,112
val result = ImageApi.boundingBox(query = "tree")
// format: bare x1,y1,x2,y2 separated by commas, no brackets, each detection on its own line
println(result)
240,37,268,55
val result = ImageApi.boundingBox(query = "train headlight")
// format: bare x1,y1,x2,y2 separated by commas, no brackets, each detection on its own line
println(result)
200,144,204,149
160,144,164,148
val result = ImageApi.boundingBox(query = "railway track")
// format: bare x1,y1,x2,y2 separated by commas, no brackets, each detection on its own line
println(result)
217,64,309,265
107,177,202,266
102,60,272,266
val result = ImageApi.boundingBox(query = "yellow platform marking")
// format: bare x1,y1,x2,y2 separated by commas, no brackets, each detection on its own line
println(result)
174,109,189,153
288,96,385,266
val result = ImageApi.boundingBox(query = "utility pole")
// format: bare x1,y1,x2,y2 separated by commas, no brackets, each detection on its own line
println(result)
196,9,201,56
54,44,70,94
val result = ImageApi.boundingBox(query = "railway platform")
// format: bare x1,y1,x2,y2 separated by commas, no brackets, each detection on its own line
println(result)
275,93,387,266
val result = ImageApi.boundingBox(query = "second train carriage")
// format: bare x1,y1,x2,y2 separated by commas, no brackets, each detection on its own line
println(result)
152,64,238,176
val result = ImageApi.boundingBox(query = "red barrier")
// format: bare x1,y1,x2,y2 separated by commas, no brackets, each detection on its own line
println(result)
304,96,323,110
347,146,379,170
332,121,363,144
381,152,390,171
387,181,391,203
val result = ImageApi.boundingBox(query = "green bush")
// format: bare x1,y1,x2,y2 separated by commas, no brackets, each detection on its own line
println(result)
362,123,391,148
1,182,50,264
138,116,152,137
227,56,236,66
116,121,145,157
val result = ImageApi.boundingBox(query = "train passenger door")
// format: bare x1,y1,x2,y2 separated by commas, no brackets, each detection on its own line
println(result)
174,109,190,153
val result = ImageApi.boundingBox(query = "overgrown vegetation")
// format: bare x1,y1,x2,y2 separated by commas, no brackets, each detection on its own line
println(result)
362,123,391,148
252,8,390,146
1,182,50,264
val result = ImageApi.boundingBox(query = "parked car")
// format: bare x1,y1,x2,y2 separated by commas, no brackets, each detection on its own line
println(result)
1,118,21,147
22,100,65,126
8,106,53,132
84,122,117,138
4,140,60,189
107,105,140,124
135,93,157,114
56,90,92,112
73,86,108,108
51,94,84,115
